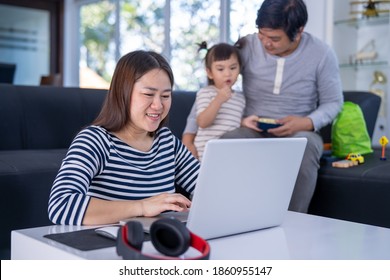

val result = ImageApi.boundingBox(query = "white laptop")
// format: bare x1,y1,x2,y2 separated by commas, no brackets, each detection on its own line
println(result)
121,137,307,240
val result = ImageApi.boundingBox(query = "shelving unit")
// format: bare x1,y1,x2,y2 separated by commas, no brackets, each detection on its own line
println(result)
332,1,390,147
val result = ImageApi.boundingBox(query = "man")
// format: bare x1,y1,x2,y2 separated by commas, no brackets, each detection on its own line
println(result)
182,0,343,213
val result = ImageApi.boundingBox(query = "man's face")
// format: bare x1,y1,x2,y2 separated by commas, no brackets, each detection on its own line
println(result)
257,28,301,57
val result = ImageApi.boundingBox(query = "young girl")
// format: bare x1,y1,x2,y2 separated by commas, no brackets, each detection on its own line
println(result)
194,42,246,161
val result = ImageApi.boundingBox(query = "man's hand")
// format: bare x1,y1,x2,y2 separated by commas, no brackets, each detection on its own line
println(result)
182,133,199,159
268,116,313,136
241,115,262,131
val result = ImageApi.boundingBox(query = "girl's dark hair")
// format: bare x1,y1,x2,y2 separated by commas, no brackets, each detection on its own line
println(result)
197,41,241,85
255,0,308,42
93,50,174,134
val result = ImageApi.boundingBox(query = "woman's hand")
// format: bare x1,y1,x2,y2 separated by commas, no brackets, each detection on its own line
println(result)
140,193,192,217
83,193,191,225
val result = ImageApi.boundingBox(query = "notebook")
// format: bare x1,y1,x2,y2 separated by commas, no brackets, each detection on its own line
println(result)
121,137,307,240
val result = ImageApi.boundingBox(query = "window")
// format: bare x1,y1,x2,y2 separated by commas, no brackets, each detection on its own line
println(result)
170,0,220,90
119,0,165,55
0,1,62,86
230,0,260,43
77,0,262,90
79,1,115,88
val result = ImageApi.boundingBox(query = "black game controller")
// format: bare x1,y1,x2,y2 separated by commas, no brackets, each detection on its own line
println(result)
257,118,282,132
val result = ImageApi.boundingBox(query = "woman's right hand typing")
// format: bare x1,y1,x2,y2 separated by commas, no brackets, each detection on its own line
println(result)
139,193,191,217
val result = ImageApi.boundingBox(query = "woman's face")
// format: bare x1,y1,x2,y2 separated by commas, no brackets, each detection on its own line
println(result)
129,69,172,134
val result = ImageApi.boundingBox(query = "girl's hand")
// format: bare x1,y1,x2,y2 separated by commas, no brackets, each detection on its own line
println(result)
214,86,232,104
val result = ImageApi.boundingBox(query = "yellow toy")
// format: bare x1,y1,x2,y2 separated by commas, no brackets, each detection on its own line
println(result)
379,136,389,160
332,152,364,168
346,152,365,164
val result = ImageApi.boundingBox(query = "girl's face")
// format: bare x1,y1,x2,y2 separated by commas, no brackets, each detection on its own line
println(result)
129,69,172,134
206,54,240,90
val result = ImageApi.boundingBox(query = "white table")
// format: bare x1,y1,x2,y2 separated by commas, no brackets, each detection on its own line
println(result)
11,211,390,260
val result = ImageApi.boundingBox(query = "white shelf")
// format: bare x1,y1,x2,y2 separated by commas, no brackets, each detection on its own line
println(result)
339,61,388,69
332,0,390,146
334,15,389,27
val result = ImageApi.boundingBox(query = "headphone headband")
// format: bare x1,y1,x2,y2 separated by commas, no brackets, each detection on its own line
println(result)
117,219,210,260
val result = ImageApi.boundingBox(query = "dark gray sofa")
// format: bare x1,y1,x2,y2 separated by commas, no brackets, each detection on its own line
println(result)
0,84,107,260
308,91,390,228
1,84,389,260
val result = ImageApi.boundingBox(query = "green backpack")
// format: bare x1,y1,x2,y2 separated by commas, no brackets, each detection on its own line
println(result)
331,101,373,158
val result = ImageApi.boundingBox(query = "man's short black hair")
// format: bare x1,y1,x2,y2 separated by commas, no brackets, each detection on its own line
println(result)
255,0,308,42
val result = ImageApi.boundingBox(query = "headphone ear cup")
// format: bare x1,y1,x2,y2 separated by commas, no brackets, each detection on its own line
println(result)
150,218,190,257
125,221,145,251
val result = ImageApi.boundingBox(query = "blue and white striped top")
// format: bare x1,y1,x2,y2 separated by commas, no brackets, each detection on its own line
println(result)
48,125,199,225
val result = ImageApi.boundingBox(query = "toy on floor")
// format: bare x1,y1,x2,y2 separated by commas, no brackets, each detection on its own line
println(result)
379,136,388,160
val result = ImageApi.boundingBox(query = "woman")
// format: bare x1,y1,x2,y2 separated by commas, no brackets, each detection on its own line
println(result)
48,50,199,225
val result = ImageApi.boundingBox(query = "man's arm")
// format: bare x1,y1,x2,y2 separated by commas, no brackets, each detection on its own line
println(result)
308,48,344,131
182,132,198,158
182,103,199,158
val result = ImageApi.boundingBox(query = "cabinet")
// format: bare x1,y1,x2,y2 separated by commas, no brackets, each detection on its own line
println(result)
331,0,390,147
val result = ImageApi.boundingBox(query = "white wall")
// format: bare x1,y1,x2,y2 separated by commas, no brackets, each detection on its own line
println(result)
305,0,331,44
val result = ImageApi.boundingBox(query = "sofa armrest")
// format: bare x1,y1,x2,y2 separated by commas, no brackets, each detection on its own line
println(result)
167,91,196,138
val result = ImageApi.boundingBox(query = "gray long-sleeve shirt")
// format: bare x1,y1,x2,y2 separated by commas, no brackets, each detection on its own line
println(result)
239,32,343,131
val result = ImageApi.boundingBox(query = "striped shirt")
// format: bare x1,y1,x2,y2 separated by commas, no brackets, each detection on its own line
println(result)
194,86,246,161
48,126,199,225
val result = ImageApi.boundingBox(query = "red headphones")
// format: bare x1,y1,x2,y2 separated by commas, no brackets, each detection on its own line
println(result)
116,218,210,260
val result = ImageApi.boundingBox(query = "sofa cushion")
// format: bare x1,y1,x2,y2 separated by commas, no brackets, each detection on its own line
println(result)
0,149,67,258
0,84,107,150
0,85,24,150
309,149,390,228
